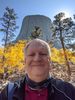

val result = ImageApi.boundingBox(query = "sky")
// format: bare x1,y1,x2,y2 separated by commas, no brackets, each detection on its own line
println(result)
0,0,75,47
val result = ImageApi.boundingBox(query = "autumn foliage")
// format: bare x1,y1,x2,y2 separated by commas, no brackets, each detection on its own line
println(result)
0,40,75,75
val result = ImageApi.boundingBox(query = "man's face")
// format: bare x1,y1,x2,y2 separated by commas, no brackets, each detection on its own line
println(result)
25,41,51,82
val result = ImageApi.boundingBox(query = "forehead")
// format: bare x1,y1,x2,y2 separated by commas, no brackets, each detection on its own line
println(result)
27,41,48,52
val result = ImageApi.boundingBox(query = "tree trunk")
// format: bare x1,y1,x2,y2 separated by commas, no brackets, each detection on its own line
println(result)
60,32,71,80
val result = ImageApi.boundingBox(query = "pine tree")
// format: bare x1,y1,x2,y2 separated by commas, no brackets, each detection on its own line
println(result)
30,26,42,39
0,6,18,46
51,12,74,80
0,6,18,79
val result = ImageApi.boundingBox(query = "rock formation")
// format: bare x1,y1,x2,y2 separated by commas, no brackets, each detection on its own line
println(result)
16,15,53,42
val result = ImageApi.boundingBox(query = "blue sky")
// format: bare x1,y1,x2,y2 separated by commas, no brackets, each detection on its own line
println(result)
0,0,75,47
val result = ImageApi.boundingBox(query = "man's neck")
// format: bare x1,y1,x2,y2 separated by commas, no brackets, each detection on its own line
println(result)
25,74,51,89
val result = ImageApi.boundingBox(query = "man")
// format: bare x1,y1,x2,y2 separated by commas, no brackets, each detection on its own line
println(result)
0,38,75,100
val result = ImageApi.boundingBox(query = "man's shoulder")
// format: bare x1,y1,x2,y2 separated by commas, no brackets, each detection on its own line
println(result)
51,77,75,90
50,77,75,100
0,80,21,100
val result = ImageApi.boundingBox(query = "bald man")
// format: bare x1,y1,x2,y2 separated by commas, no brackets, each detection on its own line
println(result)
0,39,75,100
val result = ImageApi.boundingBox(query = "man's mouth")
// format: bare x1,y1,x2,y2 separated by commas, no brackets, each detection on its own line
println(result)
31,64,44,67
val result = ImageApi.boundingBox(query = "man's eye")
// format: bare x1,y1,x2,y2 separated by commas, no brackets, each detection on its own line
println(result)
28,54,35,56
40,53,47,56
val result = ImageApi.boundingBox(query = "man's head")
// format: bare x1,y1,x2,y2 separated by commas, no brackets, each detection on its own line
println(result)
24,39,51,82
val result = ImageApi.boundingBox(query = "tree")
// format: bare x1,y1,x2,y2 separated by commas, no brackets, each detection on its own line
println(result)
30,26,42,39
51,12,74,80
0,7,18,46
67,14,75,51
0,7,18,78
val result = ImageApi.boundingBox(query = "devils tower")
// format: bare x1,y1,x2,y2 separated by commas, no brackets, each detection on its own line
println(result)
16,15,52,42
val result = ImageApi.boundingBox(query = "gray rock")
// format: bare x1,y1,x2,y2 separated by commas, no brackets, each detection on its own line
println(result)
14,15,62,48
16,15,53,42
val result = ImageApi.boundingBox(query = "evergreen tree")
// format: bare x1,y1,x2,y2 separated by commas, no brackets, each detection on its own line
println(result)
0,6,18,46
0,7,18,78
67,14,75,51
51,12,74,80
30,26,42,39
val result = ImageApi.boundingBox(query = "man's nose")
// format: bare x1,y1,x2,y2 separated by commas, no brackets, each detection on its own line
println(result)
33,54,41,61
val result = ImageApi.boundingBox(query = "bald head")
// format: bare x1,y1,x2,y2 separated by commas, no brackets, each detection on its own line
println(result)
24,39,51,82
24,39,51,56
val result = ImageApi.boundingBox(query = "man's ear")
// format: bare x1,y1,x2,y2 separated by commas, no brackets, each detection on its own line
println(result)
24,57,27,70
48,56,51,61
24,57,26,64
